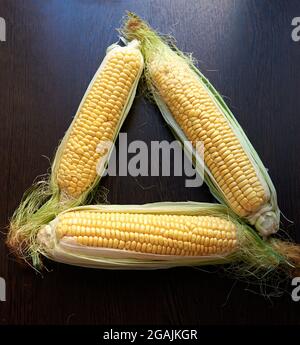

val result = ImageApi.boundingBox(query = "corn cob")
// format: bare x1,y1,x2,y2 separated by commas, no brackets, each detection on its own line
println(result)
7,40,144,265
53,39,144,199
54,211,237,256
37,203,299,275
121,14,280,237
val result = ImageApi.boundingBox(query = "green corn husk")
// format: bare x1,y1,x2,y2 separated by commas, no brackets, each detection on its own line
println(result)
7,40,144,268
36,202,300,280
120,13,280,238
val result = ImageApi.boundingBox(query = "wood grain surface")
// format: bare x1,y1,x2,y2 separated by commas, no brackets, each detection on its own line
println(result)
0,0,300,325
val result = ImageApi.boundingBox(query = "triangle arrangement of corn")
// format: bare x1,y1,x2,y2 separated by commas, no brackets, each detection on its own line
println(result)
7,14,300,281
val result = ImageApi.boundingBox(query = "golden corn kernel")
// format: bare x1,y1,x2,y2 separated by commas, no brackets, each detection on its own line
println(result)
149,57,267,217
56,210,237,257
56,47,142,198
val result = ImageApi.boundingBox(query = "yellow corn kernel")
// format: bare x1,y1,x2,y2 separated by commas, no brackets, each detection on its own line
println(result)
56,44,143,198
56,210,237,256
149,57,267,217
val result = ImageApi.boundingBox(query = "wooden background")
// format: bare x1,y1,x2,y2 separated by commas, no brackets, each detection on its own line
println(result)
0,0,300,325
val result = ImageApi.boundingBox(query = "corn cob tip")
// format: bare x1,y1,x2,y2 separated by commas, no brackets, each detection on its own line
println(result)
254,211,280,238
106,38,140,54
37,224,53,249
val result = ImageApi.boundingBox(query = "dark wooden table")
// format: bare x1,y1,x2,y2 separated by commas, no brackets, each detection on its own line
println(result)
0,0,300,325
